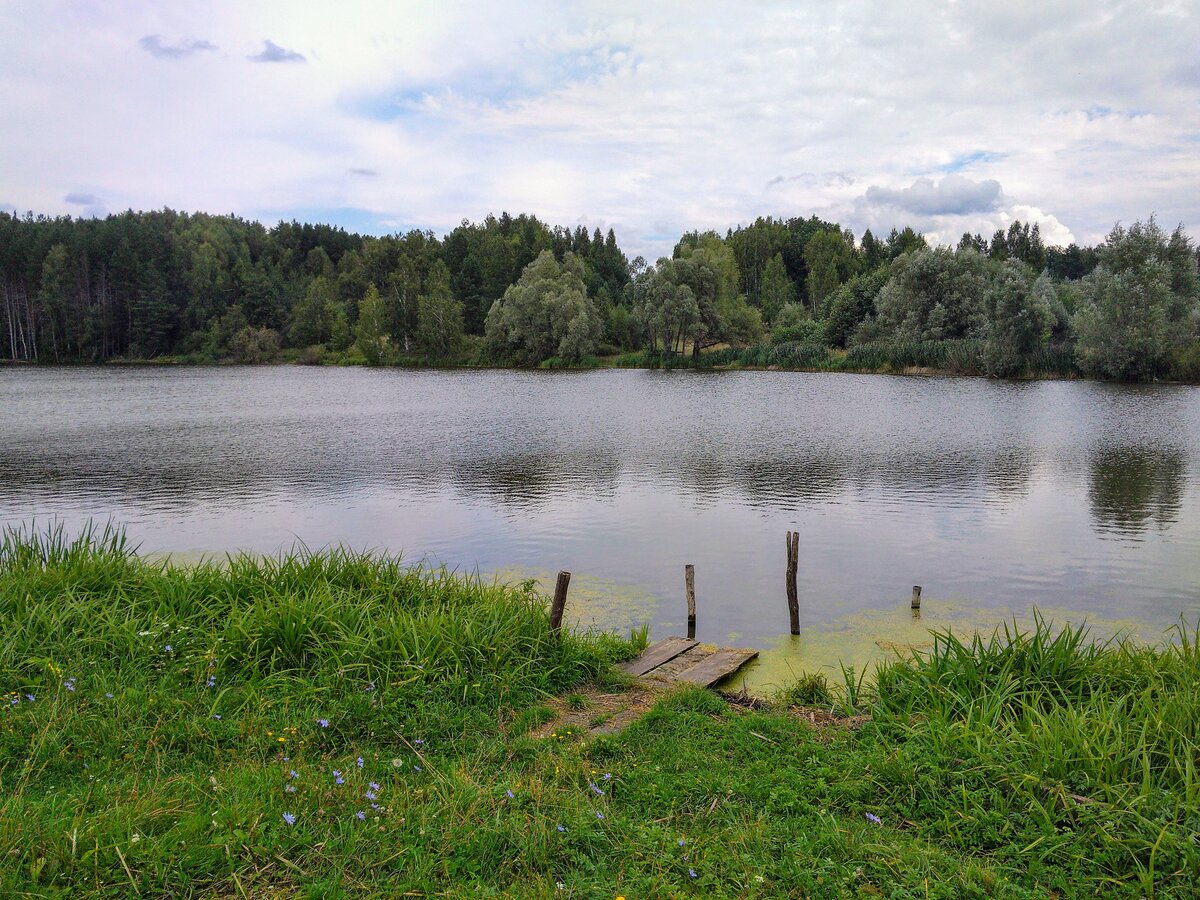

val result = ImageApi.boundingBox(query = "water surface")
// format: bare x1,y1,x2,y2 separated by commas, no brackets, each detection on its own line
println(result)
2,366,1198,688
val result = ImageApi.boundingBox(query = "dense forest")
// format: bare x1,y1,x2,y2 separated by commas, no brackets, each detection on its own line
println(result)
2,207,1197,381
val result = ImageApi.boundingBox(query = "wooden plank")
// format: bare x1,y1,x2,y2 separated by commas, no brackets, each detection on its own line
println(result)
645,644,712,681
619,637,697,676
673,648,759,688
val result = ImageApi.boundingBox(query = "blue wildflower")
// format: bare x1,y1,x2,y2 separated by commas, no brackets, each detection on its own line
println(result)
366,682,375,692
25,693,35,702
288,770,298,779
211,713,221,720
333,770,344,785
689,868,697,879
506,789,515,799
285,785,296,793
865,812,881,825
678,838,686,846
603,773,612,781
105,692,113,699
368,781,380,791
356,756,364,769
366,790,377,801
165,645,173,653
589,782,604,795
557,824,566,833
356,810,366,821
282,812,296,826
413,765,422,772
317,718,329,728
596,811,604,820
206,675,216,688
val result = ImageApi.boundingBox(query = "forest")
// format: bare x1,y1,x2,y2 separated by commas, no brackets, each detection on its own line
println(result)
2,207,1198,381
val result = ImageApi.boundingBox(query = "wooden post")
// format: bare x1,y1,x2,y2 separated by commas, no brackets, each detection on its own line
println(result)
549,571,571,632
685,564,696,639
786,531,799,635
911,585,922,610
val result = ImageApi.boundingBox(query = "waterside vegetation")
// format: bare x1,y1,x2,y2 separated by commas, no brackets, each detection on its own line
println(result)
3,208,1198,381
3,524,1199,897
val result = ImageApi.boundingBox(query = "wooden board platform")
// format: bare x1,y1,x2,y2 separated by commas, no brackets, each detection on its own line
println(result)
620,637,758,687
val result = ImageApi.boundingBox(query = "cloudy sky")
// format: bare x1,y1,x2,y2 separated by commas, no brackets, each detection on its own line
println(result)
1,0,1198,258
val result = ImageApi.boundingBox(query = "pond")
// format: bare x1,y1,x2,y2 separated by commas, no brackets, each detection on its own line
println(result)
2,366,1198,690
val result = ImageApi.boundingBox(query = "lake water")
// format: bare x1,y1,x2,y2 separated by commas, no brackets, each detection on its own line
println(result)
2,366,1198,689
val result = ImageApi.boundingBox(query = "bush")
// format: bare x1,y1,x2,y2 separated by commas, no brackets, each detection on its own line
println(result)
771,319,827,345
227,326,282,364
297,345,327,366
1169,340,1200,382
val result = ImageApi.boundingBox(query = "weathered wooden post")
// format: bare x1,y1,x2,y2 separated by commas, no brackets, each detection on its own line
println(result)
549,571,571,633
685,564,696,639
786,531,800,635
911,585,922,611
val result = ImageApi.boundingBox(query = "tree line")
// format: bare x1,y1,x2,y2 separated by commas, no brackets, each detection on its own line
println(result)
2,207,1197,381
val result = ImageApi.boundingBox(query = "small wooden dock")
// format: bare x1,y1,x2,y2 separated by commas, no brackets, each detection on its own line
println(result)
619,636,758,687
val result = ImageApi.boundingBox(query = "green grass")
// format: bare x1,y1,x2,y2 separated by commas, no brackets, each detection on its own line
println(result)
2,525,1198,897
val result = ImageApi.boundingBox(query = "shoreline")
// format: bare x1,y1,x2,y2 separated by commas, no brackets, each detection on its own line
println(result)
5,355,1184,384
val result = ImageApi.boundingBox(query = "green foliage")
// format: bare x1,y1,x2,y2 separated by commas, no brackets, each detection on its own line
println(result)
874,247,991,341
758,252,796,324
824,269,888,348
1073,218,1200,381
630,266,700,355
1,207,1194,382
843,338,986,374
1169,340,1200,381
204,303,249,359
354,284,389,365
289,275,336,348
886,225,927,258
771,319,827,345
803,229,853,314
328,300,353,352
226,325,282,364
983,262,1053,377
415,260,464,359
772,301,808,329
485,250,602,364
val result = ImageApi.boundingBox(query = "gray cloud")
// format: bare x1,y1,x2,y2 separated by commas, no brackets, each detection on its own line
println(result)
64,192,100,205
347,168,378,177
138,35,216,59
864,175,1002,216
248,40,305,64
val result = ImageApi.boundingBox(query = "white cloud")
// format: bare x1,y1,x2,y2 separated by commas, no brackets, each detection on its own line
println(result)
0,0,1196,259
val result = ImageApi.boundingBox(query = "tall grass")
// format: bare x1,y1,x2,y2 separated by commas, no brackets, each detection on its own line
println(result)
848,616,1200,895
0,523,634,707
622,338,1087,379
5,525,1197,895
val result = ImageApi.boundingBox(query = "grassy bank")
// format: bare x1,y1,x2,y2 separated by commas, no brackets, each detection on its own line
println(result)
3,526,1198,897
614,340,1083,380
73,337,1200,382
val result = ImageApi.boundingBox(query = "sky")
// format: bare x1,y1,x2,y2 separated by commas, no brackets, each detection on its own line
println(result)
1,0,1198,260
